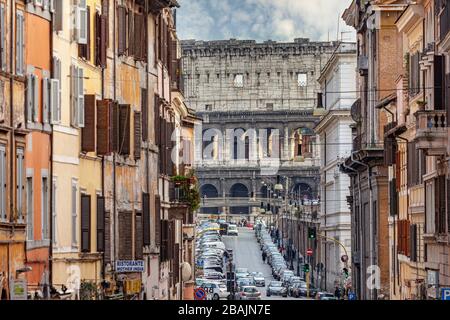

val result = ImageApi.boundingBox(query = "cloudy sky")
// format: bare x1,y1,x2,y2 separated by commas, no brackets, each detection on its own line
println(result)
176,0,355,43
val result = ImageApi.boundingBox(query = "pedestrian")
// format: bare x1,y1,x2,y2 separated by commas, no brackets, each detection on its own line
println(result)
262,251,267,263
334,286,341,300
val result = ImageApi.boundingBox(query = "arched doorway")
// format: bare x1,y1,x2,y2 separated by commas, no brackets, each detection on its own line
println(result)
292,183,313,202
229,183,249,215
200,184,219,214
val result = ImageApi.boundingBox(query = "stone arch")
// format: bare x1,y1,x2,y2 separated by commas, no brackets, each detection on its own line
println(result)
229,183,250,215
291,182,314,201
200,184,220,214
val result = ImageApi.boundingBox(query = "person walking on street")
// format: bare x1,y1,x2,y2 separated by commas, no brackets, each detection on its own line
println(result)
334,286,341,300
262,251,267,263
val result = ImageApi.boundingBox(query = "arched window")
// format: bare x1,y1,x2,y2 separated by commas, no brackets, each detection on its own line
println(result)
230,183,249,215
200,184,219,214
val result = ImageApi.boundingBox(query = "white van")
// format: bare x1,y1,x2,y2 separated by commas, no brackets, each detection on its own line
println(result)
203,241,226,250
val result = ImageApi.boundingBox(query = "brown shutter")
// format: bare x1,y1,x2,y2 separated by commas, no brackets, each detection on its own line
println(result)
81,194,91,253
154,95,160,146
160,119,167,174
161,220,168,261
82,95,96,152
87,6,91,61
155,195,161,246
104,210,111,263
128,9,134,56
111,101,119,153
119,104,130,155
135,212,143,259
438,175,446,233
134,111,141,160
100,14,107,67
96,196,105,252
95,12,101,66
102,0,109,46
434,55,445,110
118,211,133,260
405,220,410,257
142,193,150,246
97,99,111,155
118,6,126,55
134,14,143,60
141,89,148,141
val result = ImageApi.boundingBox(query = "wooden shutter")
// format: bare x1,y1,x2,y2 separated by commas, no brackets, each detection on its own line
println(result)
154,95,160,146
96,196,105,252
111,101,119,152
142,193,150,246
82,94,96,152
434,55,445,110
71,66,78,126
405,220,410,257
100,14,107,67
97,99,111,155
118,104,130,155
141,89,148,141
42,78,50,124
135,212,143,259
53,0,63,31
437,175,446,233
155,195,161,246
161,220,168,261
95,12,101,66
128,9,134,56
81,194,91,253
134,111,141,160
410,224,417,262
0,4,4,71
160,119,167,174
134,14,143,60
118,211,132,260
118,6,126,55
104,210,111,263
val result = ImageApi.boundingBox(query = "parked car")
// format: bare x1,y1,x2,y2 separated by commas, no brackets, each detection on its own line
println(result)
316,292,338,300
227,224,239,236
266,281,288,297
251,272,266,287
201,282,230,300
293,282,318,298
237,286,261,300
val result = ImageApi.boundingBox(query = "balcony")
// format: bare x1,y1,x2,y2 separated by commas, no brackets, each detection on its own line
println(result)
414,110,448,156
148,0,179,13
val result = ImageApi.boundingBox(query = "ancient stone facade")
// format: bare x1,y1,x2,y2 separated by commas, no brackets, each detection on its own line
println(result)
181,38,337,217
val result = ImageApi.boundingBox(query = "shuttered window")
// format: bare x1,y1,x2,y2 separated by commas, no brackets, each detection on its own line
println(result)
141,89,148,141
104,210,111,263
16,148,24,222
155,195,161,246
397,220,410,256
52,178,57,245
410,224,418,262
142,193,150,246
16,10,25,76
409,52,420,97
118,104,130,156
42,78,50,124
42,177,49,239
437,175,446,234
0,3,6,71
71,181,77,246
0,145,6,221
52,0,63,32
79,6,91,60
434,55,445,110
390,179,398,216
101,0,109,46
111,101,119,152
71,66,85,128
96,196,105,252
26,74,39,123
95,11,107,68
51,56,62,124
81,194,91,253
81,95,96,152
135,212,143,259
133,13,146,61
134,111,141,160
161,220,169,262
154,95,160,146
128,10,134,57
117,6,127,55
118,211,133,260
76,0,88,45
97,99,112,155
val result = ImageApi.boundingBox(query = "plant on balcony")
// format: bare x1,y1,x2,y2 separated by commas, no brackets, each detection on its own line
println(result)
171,172,200,212
416,100,427,110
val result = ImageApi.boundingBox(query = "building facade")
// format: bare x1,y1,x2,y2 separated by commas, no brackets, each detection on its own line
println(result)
315,42,357,292
181,38,337,221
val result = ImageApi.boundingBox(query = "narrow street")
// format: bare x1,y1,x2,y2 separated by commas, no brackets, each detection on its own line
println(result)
222,227,309,300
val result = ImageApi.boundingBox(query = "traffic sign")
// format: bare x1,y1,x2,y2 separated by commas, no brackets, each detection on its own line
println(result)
348,292,356,300
442,288,450,300
194,288,207,301
341,255,349,263
306,248,313,256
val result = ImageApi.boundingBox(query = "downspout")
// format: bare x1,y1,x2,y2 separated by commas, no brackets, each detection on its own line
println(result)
9,0,15,285
49,8,54,292
101,36,105,282
113,0,117,274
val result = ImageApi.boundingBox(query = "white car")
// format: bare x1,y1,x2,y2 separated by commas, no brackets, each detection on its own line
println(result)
227,225,239,236
201,282,230,300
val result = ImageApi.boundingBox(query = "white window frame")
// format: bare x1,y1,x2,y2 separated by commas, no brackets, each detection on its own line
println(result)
51,56,62,124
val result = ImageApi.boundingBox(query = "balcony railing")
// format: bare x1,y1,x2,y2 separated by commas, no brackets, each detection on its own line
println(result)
414,110,448,155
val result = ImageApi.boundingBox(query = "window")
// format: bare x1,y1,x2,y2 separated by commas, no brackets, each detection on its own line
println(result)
205,104,212,111
0,145,6,221
16,10,24,75
26,74,39,123
42,177,49,240
266,103,273,110
16,148,24,222
298,73,307,87
117,6,126,55
80,194,91,252
95,11,108,67
425,180,435,234
52,0,64,32
96,196,105,252
234,74,244,87
0,3,6,71
71,180,78,246
26,177,33,240
51,56,62,124
71,65,84,128
78,6,91,60
118,104,131,156
76,0,88,44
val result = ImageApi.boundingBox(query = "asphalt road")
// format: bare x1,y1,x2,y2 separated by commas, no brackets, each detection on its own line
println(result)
222,227,308,300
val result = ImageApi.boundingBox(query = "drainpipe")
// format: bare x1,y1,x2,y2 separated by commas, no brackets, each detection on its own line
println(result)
101,39,105,282
351,151,373,299
49,8,54,293
113,0,117,275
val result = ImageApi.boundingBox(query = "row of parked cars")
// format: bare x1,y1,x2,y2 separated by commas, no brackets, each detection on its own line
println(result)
256,222,338,300
194,221,230,300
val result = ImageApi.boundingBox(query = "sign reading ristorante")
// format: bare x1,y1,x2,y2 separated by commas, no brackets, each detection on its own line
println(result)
115,260,145,273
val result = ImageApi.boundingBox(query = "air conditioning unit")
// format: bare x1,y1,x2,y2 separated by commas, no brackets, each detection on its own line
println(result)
358,56,369,75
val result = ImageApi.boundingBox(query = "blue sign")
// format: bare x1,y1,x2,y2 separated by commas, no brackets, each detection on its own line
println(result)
194,288,206,300
116,260,144,273
442,288,450,300
348,292,356,300
196,259,204,267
